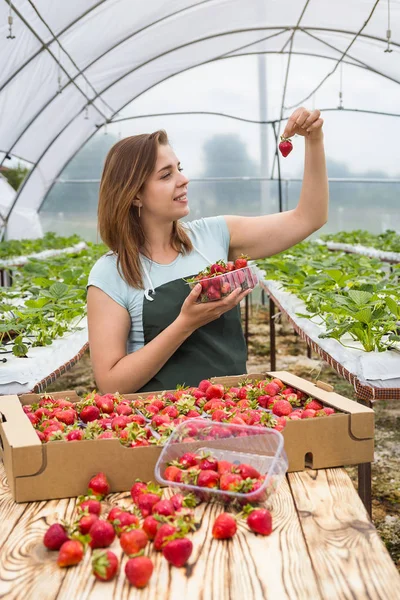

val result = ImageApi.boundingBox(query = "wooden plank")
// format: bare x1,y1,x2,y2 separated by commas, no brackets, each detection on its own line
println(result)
288,468,400,600
0,463,321,600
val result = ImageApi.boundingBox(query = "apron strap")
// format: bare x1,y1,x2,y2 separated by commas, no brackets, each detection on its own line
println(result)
140,259,155,302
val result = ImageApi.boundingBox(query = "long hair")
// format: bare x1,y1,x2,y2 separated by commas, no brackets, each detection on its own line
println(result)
98,130,193,288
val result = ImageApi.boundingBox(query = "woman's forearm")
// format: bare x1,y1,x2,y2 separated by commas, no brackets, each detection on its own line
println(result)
295,134,329,230
98,317,194,394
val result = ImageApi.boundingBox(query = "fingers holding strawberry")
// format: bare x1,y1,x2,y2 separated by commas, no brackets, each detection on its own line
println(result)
280,107,324,153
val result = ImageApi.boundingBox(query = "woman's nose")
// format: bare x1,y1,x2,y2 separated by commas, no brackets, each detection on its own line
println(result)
179,172,189,186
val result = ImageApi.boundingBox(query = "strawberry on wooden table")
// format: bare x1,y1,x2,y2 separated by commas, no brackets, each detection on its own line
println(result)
212,513,237,539
92,549,119,581
43,523,69,550
120,529,148,556
125,556,154,588
88,472,110,498
57,540,84,567
89,519,116,549
244,505,273,536
162,537,193,567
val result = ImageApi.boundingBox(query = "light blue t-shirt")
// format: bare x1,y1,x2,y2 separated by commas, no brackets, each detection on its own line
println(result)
87,216,231,353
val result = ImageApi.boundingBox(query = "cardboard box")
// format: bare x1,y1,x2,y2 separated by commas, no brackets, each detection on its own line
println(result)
0,371,374,502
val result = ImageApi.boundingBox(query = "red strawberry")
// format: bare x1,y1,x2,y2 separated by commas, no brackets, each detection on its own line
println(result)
137,493,162,517
212,513,237,539
154,524,177,551
278,137,293,157
111,415,129,430
94,394,115,414
219,473,243,491
113,511,140,535
247,508,272,536
198,380,212,392
143,515,161,540
107,506,123,522
80,405,100,423
88,472,110,498
198,456,218,471
272,400,292,417
301,409,316,419
234,256,248,269
89,519,116,549
57,540,84,567
207,286,221,301
125,556,154,588
164,465,183,482
92,549,119,581
79,513,99,534
306,399,323,412
78,498,101,516
53,409,76,426
263,382,280,396
130,480,148,502
236,463,261,479
120,529,148,556
43,523,69,550
270,378,284,390
226,261,235,272
217,460,234,475
178,452,200,468
36,430,46,443
98,431,115,439
162,537,193,567
66,429,84,441
152,499,175,517
205,384,224,400
323,407,335,416
197,470,220,488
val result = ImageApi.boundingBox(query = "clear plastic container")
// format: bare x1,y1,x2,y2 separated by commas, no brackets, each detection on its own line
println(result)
186,266,259,303
154,418,288,504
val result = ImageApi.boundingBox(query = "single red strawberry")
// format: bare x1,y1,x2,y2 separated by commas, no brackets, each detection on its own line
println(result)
78,498,102,516
152,499,175,517
198,456,218,471
43,523,69,550
305,399,323,412
89,519,116,549
263,382,280,396
178,452,200,468
197,469,220,488
53,409,77,426
137,493,163,517
107,506,124,523
219,473,243,491
116,402,133,416
92,549,119,581
88,472,110,498
120,529,148,556
236,463,261,479
212,513,237,539
234,256,248,269
247,508,273,536
301,409,316,419
130,480,148,502
78,513,99,535
94,395,115,414
143,515,161,540
323,407,335,416
57,540,84,567
272,400,292,417
113,511,140,536
217,460,234,475
279,137,293,157
205,384,225,400
111,415,130,430
125,556,154,588
80,405,100,423
162,537,193,567
198,379,212,392
154,524,177,551
66,429,84,441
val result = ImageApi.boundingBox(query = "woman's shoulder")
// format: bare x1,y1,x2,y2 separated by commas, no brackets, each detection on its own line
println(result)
184,216,230,251
88,252,120,282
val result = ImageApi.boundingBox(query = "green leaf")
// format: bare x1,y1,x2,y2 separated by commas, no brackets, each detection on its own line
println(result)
348,290,373,307
385,297,399,318
354,308,372,324
44,282,70,300
24,298,50,309
325,269,345,284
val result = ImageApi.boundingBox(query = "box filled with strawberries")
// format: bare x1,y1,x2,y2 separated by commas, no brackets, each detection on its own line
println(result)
0,371,374,502
185,255,258,302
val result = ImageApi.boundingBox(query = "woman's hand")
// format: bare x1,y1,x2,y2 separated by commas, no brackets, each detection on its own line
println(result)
176,283,252,334
282,107,324,142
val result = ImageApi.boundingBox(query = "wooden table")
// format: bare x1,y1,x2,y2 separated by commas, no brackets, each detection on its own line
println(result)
0,462,399,600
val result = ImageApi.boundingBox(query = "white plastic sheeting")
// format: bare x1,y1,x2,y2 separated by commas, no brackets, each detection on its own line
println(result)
1,0,400,239
0,172,42,238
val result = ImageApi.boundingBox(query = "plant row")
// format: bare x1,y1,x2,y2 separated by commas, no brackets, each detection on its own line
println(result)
257,242,400,352
320,229,400,253
0,231,84,260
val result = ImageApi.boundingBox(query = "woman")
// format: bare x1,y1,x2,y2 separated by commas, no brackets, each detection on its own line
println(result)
88,107,328,393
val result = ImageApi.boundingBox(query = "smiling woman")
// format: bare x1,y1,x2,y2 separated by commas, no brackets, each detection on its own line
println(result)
87,114,328,394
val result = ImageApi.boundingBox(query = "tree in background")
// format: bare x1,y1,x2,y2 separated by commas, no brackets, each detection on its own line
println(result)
2,164,29,191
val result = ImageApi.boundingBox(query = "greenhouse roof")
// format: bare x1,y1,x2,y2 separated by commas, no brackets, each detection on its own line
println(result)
1,0,399,238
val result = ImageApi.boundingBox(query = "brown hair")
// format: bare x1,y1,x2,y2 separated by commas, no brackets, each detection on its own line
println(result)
98,130,193,288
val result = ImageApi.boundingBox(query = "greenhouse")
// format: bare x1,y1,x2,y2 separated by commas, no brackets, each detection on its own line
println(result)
0,0,399,597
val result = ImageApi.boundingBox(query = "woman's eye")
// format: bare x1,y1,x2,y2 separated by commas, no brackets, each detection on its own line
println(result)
161,172,171,179
178,167,183,172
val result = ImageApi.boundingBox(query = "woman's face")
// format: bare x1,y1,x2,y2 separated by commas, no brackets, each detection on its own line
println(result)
139,143,189,222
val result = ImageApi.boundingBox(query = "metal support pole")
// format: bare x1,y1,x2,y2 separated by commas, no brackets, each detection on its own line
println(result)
269,297,276,371
244,294,250,358
356,397,373,518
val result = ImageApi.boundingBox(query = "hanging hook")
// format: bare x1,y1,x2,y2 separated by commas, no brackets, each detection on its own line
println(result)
7,2,16,39
385,0,393,52
84,105,89,120
338,63,344,109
